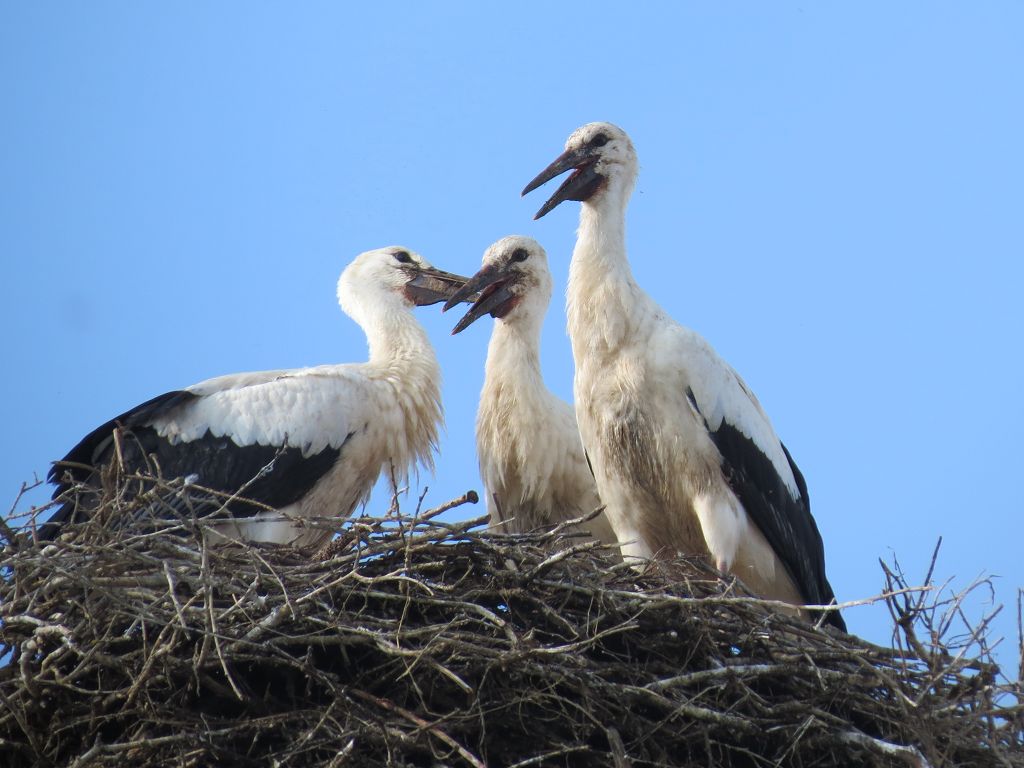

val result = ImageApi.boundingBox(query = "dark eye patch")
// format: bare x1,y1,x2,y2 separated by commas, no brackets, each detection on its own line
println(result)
511,248,529,263
590,133,609,148
393,250,414,264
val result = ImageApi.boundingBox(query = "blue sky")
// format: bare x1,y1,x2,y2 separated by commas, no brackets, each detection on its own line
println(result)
3,4,1021,676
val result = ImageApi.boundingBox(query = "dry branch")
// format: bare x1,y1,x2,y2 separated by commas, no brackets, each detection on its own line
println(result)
0,480,1021,767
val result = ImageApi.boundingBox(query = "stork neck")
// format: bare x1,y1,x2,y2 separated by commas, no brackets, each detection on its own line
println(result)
575,197,632,275
486,319,543,385
567,190,650,353
364,307,436,375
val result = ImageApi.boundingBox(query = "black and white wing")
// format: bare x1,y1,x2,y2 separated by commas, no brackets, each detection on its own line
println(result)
43,366,372,539
680,330,845,631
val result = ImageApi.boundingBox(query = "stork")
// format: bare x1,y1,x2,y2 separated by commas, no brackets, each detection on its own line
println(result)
443,235,616,546
43,247,468,548
522,123,846,630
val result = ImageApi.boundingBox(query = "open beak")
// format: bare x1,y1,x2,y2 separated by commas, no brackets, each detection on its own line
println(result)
522,146,604,219
446,263,519,335
404,267,472,307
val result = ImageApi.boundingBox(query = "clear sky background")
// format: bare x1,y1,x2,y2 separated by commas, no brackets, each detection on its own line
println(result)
3,5,1021,678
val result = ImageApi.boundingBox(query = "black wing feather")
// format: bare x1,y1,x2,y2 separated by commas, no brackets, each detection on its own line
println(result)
709,423,845,631
48,390,198,490
43,390,344,539
687,389,845,631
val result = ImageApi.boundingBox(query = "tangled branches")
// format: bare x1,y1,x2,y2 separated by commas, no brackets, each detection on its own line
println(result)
1,484,1022,767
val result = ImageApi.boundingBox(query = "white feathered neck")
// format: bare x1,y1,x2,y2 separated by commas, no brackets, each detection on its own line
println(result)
338,281,443,474
567,178,659,356
478,314,547,481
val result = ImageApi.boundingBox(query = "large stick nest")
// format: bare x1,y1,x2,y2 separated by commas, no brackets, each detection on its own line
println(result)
1,480,1022,767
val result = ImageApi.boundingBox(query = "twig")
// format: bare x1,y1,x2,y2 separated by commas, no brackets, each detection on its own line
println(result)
349,688,486,768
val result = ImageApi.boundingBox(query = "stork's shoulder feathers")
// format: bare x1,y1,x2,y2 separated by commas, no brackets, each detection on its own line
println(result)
155,364,383,457
657,322,800,498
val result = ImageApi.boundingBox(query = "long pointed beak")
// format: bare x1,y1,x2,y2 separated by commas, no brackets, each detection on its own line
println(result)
447,263,518,335
405,267,472,307
521,146,602,219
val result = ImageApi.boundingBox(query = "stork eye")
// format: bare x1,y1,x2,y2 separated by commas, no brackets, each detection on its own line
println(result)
511,248,529,263
393,250,414,264
590,133,610,148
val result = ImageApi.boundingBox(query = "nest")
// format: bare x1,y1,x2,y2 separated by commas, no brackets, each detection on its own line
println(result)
1,479,1022,767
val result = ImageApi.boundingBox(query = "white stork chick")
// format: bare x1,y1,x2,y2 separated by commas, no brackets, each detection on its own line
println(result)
522,123,846,630
43,247,468,548
443,236,616,546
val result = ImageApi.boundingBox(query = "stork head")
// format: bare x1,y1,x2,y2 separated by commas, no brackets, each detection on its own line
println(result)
338,247,470,322
522,122,637,219
444,236,552,335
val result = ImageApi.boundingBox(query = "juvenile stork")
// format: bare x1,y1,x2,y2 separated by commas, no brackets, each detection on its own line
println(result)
522,123,846,630
43,247,468,548
443,236,616,545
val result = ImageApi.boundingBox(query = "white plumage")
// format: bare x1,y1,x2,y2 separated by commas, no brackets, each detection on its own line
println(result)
45,247,467,548
445,236,616,545
523,123,845,629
